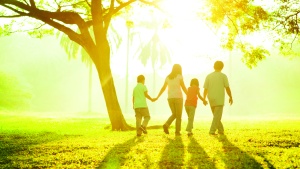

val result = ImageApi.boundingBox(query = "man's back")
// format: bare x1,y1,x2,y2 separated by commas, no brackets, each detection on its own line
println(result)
203,71,229,106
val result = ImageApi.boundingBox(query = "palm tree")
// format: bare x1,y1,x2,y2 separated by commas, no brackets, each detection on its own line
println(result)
138,30,171,89
121,17,172,113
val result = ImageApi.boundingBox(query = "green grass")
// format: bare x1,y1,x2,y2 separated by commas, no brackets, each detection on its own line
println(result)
0,113,299,169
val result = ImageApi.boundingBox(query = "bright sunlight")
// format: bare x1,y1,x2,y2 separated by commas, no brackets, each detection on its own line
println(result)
111,0,227,78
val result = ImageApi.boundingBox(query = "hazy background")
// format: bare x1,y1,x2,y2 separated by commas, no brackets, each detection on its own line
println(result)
1,34,300,121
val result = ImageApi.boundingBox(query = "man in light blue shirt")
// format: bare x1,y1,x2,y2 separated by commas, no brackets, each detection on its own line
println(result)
203,61,233,135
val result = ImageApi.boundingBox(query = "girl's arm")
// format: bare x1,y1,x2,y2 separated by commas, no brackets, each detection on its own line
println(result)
198,89,208,105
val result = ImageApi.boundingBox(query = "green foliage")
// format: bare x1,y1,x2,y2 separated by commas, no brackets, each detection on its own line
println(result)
0,115,300,168
240,44,270,69
27,28,55,38
204,0,300,68
0,72,32,111
206,0,269,31
0,23,13,36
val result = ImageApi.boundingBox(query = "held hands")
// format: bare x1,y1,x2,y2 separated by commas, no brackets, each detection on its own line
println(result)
152,96,160,102
151,98,158,102
202,99,208,106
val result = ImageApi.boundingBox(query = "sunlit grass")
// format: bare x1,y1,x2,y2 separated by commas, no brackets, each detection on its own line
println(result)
0,113,299,168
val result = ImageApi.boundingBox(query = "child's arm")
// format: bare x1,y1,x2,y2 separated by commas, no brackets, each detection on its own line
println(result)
197,90,207,106
145,91,156,102
180,78,188,95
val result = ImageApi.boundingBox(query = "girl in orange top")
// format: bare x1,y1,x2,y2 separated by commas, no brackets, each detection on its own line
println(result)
185,78,207,136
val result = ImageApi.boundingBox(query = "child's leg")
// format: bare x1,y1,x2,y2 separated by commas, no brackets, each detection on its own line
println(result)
185,106,190,131
186,106,196,132
141,108,150,128
135,108,142,135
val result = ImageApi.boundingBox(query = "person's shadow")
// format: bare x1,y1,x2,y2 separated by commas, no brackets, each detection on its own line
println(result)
187,137,217,168
218,135,264,169
96,136,144,169
159,136,184,168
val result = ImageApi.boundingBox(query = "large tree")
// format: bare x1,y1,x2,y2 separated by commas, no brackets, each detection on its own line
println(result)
0,0,159,130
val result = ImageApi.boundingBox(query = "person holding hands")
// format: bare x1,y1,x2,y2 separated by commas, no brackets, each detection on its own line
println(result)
185,78,207,137
203,61,233,135
156,64,188,136
133,74,156,137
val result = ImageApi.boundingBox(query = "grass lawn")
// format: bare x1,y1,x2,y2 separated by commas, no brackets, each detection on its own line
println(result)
0,113,299,169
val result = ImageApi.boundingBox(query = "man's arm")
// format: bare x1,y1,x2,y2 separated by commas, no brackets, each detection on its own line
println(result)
197,91,207,106
225,87,233,105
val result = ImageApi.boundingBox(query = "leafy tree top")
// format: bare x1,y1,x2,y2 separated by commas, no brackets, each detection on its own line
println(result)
203,0,300,68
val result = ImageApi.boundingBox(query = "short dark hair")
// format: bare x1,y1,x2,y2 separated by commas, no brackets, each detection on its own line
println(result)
137,75,145,83
214,61,224,70
190,78,199,87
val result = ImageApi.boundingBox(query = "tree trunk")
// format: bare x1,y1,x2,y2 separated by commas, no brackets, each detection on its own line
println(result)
95,62,132,130
91,38,133,131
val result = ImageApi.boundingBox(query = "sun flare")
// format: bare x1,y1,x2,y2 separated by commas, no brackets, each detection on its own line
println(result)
156,0,226,74
111,1,228,78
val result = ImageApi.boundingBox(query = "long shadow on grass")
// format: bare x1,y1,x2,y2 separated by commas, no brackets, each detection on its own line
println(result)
218,135,263,169
187,137,216,168
97,136,144,168
0,132,72,167
159,136,184,168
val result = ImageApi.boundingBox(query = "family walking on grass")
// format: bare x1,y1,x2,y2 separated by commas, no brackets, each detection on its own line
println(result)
132,61,233,137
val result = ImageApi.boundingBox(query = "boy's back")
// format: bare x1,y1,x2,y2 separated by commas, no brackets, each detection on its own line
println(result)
133,83,148,109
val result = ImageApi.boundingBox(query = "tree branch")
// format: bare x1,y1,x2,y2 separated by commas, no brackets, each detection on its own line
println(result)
84,0,91,7
29,0,36,8
0,14,23,18
105,0,136,20
1,4,28,16
284,10,300,21
0,0,93,48
139,0,161,10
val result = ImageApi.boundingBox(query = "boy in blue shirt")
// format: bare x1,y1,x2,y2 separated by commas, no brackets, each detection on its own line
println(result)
133,75,156,136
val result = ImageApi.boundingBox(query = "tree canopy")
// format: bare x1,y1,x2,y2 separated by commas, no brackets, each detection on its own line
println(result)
203,0,300,68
